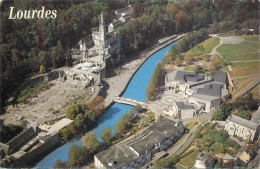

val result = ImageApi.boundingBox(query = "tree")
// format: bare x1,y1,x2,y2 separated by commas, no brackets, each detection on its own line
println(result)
69,144,91,167
66,48,72,67
195,65,203,73
175,56,182,66
54,159,65,168
121,109,134,125
145,62,162,101
74,114,84,129
134,104,143,112
86,96,104,117
39,65,46,74
114,120,126,135
65,104,80,120
81,131,99,151
20,120,27,129
209,130,228,143
237,108,250,120
100,127,112,143
38,51,48,66
213,108,226,121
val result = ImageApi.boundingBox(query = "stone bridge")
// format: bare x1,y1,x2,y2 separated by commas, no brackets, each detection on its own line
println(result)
114,97,147,108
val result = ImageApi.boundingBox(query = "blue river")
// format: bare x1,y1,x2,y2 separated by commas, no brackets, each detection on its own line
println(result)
35,41,177,168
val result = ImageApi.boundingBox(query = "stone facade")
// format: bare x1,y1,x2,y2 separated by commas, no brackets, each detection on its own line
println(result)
92,12,120,56
225,115,259,141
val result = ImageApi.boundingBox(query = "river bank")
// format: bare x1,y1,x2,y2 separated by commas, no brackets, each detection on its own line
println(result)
102,34,187,108
35,34,185,168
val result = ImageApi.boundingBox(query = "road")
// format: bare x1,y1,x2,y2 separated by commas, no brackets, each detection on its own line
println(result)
166,111,213,156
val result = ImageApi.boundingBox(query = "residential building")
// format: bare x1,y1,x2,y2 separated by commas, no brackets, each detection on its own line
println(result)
225,114,259,141
194,152,216,168
94,117,184,169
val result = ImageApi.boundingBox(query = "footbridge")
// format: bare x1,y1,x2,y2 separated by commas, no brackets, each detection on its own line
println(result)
114,97,147,108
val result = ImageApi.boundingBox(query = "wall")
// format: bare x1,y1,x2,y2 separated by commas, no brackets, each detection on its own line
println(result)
23,70,61,89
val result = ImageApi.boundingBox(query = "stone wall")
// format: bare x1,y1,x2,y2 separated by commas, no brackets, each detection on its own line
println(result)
23,69,62,89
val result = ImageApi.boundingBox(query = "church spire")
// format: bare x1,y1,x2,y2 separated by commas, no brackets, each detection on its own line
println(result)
99,11,106,43
100,11,104,26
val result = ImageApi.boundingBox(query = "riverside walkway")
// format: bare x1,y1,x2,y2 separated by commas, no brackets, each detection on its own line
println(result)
114,97,147,108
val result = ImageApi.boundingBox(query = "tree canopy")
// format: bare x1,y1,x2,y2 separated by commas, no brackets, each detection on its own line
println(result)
81,131,99,151
100,127,112,143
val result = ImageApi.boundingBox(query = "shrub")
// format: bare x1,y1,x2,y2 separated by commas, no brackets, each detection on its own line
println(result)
134,104,142,112
50,121,55,125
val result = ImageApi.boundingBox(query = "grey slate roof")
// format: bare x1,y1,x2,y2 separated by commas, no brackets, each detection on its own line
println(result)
95,117,183,168
166,70,205,83
211,70,227,84
196,83,222,97
228,115,258,130
175,102,194,110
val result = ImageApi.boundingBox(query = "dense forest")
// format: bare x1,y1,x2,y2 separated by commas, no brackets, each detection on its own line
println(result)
0,0,259,111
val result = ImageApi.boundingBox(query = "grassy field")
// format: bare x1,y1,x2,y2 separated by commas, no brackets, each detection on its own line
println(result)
186,121,198,130
185,37,220,56
216,36,259,61
210,142,223,154
215,35,259,98
175,150,199,168
231,61,259,77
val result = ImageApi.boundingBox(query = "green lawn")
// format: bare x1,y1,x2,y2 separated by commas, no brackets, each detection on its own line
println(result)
218,32,235,37
210,142,223,154
176,150,199,168
216,36,260,61
244,36,260,42
185,37,220,56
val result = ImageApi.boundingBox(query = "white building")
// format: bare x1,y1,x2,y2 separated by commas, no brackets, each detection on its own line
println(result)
225,114,259,141
165,70,230,112
165,101,199,119
94,117,184,169
92,12,120,56
194,152,216,168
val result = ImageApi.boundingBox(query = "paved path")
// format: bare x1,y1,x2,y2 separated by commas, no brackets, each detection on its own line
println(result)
229,60,260,63
209,34,223,58
166,112,213,156
234,79,259,99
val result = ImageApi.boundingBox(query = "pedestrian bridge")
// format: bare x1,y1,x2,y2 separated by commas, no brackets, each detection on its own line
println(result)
114,97,147,108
